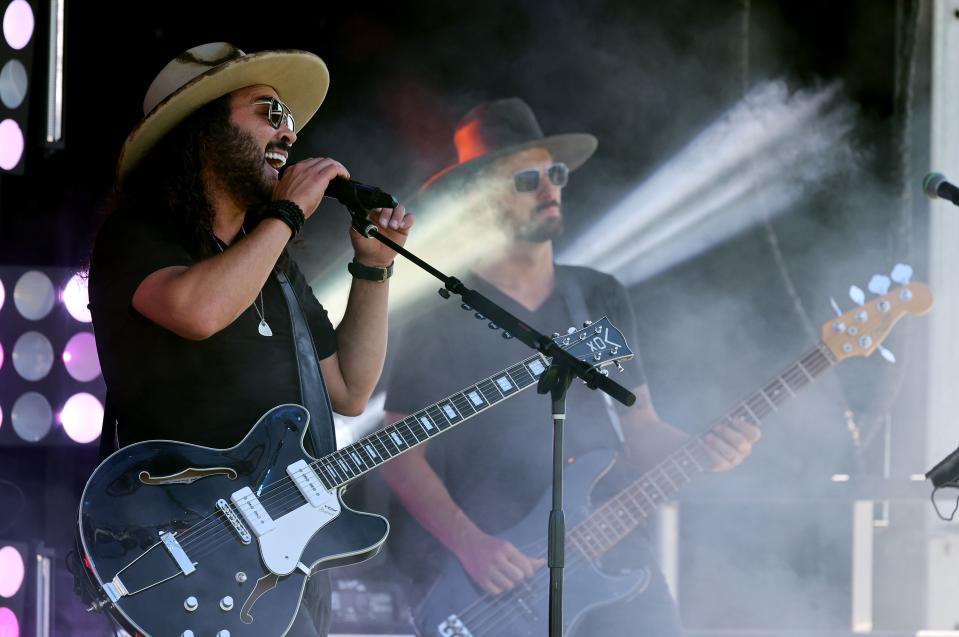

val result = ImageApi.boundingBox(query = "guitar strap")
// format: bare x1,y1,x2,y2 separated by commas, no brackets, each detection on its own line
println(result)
555,267,626,444
276,269,337,457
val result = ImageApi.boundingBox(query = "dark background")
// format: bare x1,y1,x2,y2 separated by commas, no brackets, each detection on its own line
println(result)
0,0,932,634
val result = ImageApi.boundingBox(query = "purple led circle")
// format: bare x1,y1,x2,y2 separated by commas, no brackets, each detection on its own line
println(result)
3,0,34,50
0,119,23,171
63,332,100,382
0,546,24,597
0,606,19,637
60,393,103,444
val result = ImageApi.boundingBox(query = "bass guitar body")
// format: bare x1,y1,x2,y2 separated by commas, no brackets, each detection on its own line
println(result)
414,449,650,637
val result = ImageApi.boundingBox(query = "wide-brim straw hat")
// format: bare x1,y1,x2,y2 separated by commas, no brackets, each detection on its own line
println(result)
117,42,329,182
420,97,597,195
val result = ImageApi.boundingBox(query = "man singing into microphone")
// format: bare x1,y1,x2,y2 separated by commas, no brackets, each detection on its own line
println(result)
87,42,413,635
379,98,758,635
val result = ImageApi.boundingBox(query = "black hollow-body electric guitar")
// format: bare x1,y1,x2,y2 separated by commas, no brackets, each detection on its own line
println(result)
414,278,932,637
77,318,633,637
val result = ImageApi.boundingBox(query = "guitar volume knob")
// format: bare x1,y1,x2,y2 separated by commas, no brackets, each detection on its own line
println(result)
183,596,198,612
220,596,234,611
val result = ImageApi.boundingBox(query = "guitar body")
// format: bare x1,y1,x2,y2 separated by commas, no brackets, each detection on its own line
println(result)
413,449,650,637
78,404,389,637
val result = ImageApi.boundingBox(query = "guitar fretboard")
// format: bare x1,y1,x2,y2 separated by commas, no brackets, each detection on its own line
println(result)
567,343,836,561
310,354,551,489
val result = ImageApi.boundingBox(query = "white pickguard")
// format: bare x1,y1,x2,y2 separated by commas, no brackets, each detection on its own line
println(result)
233,461,342,576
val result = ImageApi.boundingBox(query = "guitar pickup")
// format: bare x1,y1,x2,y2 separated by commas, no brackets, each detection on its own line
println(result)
230,487,276,537
286,460,328,508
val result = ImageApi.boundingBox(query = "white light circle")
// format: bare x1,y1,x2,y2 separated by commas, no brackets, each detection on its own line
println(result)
3,0,34,50
0,118,24,171
12,331,53,381
14,270,55,320
63,332,100,382
0,59,27,109
0,546,24,597
60,393,103,444
11,392,52,442
62,274,92,322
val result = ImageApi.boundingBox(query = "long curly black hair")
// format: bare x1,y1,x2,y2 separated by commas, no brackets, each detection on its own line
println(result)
112,94,235,260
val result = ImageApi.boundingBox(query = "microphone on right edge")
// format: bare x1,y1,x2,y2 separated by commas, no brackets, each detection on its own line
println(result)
923,172,959,206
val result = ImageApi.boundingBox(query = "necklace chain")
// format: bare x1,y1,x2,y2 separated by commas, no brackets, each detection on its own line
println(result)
211,228,273,337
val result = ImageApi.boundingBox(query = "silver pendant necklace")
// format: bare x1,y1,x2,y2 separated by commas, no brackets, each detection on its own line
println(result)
212,229,272,337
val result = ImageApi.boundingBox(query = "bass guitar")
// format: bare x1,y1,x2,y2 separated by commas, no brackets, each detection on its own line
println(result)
77,317,633,637
415,274,932,637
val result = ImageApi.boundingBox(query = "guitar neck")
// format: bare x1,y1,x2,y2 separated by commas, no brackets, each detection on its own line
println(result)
568,342,837,561
310,354,550,489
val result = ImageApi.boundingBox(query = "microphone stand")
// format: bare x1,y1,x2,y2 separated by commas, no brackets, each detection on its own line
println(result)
343,204,635,637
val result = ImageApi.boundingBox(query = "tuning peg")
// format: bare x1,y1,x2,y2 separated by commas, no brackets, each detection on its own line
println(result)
891,263,913,285
849,285,865,306
461,303,473,311
474,312,486,320
868,275,891,296
552,332,561,338
583,320,593,327
566,327,577,334
502,331,513,340
829,297,842,317
488,322,499,330
878,344,896,363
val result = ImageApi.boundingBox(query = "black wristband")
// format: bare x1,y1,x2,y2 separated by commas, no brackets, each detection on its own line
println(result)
347,258,394,282
255,200,305,237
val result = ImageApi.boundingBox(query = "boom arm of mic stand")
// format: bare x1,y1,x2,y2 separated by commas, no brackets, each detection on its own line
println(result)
342,204,636,407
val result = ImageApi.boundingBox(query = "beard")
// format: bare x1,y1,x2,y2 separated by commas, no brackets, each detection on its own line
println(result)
205,123,275,206
515,216,564,242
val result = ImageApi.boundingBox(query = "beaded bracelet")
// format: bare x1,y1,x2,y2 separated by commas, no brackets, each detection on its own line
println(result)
255,200,305,237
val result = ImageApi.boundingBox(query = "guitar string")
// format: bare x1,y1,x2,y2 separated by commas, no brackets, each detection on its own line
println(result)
452,349,833,634
175,358,551,556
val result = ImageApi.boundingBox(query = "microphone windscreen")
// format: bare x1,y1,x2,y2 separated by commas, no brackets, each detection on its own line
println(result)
923,172,947,199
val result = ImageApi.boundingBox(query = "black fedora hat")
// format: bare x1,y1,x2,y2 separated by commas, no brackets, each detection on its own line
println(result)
420,97,597,194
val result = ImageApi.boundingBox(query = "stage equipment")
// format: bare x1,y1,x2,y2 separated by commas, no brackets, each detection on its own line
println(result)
0,266,105,446
0,0,36,174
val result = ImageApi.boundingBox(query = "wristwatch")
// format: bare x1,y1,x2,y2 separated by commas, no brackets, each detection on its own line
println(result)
347,258,394,282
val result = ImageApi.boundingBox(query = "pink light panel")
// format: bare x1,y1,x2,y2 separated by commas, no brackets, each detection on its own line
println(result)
2,0,33,50
0,546,24,597
60,393,102,443
62,332,100,382
0,607,18,637
0,120,23,171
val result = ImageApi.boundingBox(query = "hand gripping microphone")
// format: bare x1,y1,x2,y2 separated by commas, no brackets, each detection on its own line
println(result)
923,172,959,206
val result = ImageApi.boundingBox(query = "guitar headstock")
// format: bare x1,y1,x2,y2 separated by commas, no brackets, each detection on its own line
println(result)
552,316,634,371
821,275,932,362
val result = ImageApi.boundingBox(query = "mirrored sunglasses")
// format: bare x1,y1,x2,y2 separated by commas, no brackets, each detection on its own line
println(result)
513,163,569,193
255,97,295,134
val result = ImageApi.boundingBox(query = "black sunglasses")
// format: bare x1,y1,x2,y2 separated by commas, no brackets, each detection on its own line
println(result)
254,97,295,134
512,163,569,193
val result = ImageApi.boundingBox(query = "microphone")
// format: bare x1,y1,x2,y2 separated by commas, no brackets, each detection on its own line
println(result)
923,172,959,206
325,178,398,210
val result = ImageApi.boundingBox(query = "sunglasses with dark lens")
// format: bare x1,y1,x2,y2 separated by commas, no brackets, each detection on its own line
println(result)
512,162,569,193
254,97,295,134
